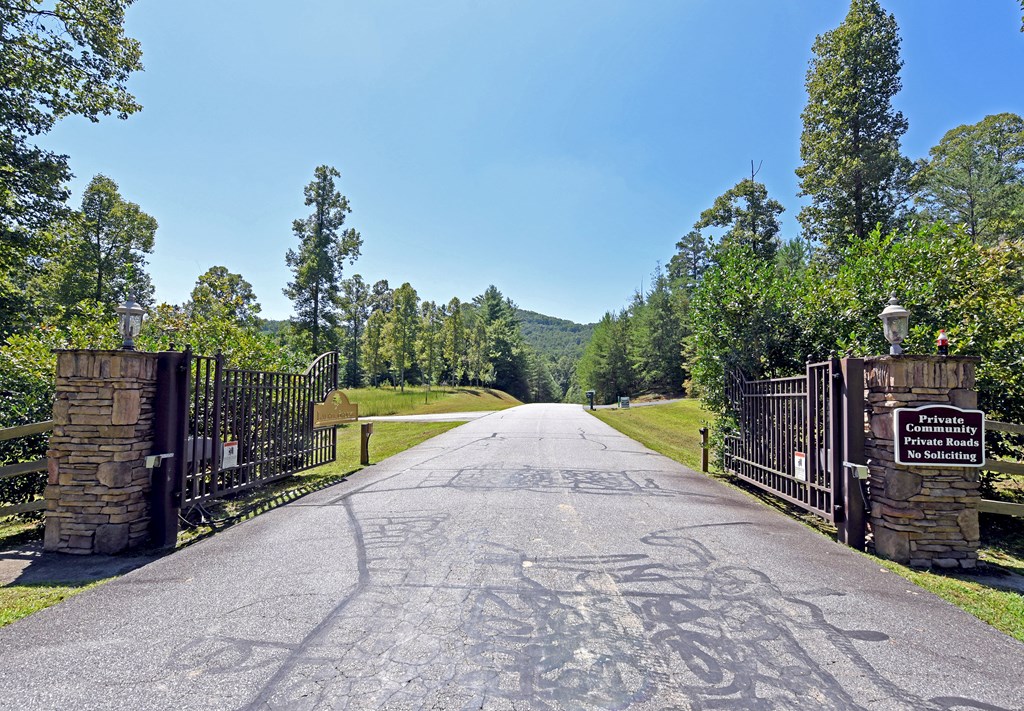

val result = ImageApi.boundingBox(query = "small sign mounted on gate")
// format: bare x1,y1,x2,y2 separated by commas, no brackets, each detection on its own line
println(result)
222,440,238,469
311,390,359,428
894,404,985,467
794,451,807,481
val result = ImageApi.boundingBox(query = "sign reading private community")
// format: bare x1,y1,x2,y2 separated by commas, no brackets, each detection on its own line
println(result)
312,390,359,428
894,405,985,467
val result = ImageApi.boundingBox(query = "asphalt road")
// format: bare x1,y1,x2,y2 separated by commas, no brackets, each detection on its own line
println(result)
1,404,1022,710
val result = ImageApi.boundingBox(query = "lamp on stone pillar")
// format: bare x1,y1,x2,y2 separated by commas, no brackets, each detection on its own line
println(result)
116,298,145,350
878,294,910,355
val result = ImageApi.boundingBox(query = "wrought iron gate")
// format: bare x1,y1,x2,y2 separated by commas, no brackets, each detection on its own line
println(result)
723,358,866,548
177,349,339,506
150,349,341,542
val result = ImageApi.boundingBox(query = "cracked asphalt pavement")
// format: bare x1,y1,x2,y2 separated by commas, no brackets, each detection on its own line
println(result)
1,403,1022,710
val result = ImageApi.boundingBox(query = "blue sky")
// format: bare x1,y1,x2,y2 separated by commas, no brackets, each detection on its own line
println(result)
41,1,1024,324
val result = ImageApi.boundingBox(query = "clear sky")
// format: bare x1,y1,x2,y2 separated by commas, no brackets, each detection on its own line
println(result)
40,1,1024,325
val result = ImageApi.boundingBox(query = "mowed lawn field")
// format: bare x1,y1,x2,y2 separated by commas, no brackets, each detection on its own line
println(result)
343,386,521,416
590,399,711,472
589,399,1024,644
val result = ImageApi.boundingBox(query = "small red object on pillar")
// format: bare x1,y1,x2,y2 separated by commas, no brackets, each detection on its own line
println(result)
936,329,949,356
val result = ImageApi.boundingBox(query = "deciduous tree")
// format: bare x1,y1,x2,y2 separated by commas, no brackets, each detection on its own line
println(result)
441,297,467,386
385,283,419,392
186,266,260,325
1,0,144,336
338,275,370,386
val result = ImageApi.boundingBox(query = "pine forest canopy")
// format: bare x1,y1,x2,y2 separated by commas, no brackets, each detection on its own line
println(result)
1,0,1022,435
577,0,1024,424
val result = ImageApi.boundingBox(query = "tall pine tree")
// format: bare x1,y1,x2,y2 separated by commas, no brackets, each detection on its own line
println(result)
796,0,911,255
284,165,361,353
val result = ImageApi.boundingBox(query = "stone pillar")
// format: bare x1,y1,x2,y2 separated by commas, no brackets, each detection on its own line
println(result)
863,356,981,569
45,350,159,554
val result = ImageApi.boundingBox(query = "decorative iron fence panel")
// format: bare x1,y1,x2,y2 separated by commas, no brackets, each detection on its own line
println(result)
178,350,340,507
724,360,841,523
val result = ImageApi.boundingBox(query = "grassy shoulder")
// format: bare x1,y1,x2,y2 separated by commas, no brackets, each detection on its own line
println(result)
343,385,520,417
0,581,107,628
590,399,711,472
0,420,459,628
588,400,1024,644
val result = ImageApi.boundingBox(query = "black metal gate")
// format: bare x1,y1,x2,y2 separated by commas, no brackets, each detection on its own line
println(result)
723,358,866,548
150,349,341,544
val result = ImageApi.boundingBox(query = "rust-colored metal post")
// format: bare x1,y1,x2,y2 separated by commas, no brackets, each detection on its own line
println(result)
151,351,185,548
839,358,866,551
360,422,373,465
699,427,709,472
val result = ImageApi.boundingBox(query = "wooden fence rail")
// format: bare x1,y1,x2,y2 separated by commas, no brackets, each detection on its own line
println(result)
981,420,1024,518
0,420,53,517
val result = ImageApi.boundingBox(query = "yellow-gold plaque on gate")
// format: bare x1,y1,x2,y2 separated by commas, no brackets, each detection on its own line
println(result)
312,390,359,428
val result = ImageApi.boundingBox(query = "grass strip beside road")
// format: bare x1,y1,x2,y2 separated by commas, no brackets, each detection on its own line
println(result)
589,399,711,472
588,399,1024,644
343,386,519,417
877,559,1024,642
0,581,107,629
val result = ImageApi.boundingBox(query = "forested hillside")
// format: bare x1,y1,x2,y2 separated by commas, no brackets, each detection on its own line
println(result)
576,0,1024,425
516,310,595,360
516,310,595,402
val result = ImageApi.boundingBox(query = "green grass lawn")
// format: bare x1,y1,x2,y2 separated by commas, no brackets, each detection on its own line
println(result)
589,399,1024,644
590,400,712,472
0,581,107,628
343,385,520,417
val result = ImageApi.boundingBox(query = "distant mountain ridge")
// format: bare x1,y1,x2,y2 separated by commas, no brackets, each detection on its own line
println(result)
515,309,596,362
262,309,595,364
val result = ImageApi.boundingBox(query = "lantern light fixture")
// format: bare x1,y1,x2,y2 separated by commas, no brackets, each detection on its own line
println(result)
116,297,145,351
878,294,910,356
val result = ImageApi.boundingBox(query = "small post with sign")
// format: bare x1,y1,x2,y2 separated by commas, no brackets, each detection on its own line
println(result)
360,422,373,466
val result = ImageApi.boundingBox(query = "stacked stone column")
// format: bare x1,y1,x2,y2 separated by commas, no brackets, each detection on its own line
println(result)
45,350,159,554
863,355,981,569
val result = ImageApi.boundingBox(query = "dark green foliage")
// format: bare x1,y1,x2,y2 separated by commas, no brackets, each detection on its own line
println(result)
474,286,530,400
284,165,362,353
338,275,370,387
695,179,784,261
577,312,634,405
37,175,157,316
515,310,596,363
525,350,561,403
0,330,62,511
629,267,686,396
385,283,420,392
796,0,912,253
1,0,144,339
690,241,804,411
912,113,1024,245
668,230,710,287
186,266,260,325
515,308,595,401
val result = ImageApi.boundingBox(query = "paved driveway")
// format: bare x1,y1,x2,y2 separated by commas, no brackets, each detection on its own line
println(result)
0,404,1021,710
